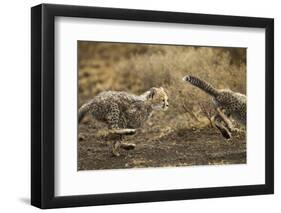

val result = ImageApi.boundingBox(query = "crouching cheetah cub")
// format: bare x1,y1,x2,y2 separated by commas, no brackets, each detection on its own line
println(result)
183,75,246,139
79,87,169,156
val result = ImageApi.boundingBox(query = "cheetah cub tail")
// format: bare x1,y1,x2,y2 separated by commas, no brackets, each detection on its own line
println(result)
78,101,92,123
182,75,220,97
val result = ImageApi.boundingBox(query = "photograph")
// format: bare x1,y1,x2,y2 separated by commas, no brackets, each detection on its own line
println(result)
30,3,274,209
77,41,247,170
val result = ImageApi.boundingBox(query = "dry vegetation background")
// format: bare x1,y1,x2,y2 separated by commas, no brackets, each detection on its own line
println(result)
78,41,246,170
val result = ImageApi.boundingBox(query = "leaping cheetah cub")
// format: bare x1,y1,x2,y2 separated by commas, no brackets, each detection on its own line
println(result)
79,87,169,156
183,75,246,138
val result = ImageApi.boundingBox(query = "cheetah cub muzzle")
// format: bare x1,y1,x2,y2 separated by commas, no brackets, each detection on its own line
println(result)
78,87,169,156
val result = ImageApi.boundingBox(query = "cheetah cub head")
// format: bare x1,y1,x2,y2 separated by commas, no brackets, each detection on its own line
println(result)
147,87,169,111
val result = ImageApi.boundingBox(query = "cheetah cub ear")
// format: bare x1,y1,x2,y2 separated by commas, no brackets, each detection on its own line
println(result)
148,87,157,99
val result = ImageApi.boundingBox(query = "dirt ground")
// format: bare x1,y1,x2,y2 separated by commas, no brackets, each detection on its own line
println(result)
78,42,246,171
78,119,246,170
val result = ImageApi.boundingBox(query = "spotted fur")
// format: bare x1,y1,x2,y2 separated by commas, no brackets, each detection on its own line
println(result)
183,75,246,128
78,87,169,156
79,87,168,128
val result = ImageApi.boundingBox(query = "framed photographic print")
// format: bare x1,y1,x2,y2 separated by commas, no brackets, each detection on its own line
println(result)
31,3,274,209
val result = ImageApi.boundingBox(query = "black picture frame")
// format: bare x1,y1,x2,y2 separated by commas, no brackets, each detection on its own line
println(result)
31,3,274,209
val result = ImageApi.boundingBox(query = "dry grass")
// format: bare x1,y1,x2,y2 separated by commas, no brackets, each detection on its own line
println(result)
78,42,246,170
78,42,246,130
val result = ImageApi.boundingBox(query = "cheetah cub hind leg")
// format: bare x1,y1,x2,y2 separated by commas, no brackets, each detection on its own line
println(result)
111,138,136,157
112,140,121,157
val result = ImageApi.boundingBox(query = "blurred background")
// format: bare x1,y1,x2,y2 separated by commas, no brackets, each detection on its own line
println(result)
78,41,246,129
78,41,246,170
